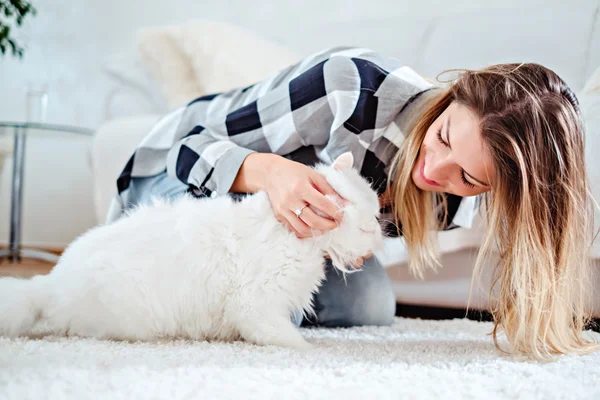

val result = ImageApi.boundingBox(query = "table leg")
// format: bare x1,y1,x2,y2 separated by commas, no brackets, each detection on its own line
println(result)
0,126,60,265
8,126,25,262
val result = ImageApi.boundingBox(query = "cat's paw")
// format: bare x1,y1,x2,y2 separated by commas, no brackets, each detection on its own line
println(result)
237,316,314,350
271,335,313,351
290,339,313,351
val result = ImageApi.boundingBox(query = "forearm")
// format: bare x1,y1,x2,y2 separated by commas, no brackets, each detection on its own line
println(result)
230,152,286,193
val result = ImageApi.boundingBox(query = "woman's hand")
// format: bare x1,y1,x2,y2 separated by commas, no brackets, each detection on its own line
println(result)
261,156,371,268
264,157,344,239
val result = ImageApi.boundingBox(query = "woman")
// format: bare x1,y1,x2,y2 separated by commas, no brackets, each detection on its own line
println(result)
106,46,598,360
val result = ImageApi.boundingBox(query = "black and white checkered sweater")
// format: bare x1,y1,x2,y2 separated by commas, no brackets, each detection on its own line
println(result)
107,46,480,236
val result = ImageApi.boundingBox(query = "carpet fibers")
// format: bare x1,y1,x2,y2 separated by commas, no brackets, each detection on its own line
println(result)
1,317,599,399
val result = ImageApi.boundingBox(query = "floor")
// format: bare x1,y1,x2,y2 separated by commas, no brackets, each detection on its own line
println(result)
0,258,54,278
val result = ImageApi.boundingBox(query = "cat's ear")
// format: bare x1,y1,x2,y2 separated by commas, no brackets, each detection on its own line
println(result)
332,152,354,171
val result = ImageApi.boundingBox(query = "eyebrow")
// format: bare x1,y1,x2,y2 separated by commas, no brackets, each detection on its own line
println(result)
446,116,491,188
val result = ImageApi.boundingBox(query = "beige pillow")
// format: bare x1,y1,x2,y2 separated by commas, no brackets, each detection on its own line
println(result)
137,27,203,109
175,21,302,95
137,20,302,109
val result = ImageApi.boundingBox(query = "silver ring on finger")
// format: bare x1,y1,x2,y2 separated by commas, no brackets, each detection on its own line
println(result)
292,204,308,218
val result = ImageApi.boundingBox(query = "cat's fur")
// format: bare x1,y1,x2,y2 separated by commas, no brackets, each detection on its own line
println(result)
0,152,384,349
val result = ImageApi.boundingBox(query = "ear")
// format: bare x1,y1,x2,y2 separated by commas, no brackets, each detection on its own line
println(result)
332,152,354,171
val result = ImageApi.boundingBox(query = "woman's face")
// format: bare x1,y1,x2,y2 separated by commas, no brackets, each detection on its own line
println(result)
412,101,494,197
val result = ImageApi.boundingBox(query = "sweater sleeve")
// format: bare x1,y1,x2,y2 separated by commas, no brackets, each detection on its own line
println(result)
165,52,363,196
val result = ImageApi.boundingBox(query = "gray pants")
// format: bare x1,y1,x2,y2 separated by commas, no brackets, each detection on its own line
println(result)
126,171,396,328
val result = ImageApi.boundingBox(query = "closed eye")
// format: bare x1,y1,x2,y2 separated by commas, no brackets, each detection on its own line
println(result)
436,124,476,189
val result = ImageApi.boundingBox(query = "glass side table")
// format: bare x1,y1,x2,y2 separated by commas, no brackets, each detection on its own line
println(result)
0,122,95,263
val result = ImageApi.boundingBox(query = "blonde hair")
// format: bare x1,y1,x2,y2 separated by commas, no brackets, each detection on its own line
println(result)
388,63,599,360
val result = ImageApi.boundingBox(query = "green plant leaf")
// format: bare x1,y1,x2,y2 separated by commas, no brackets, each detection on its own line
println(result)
13,1,26,15
0,25,8,40
0,1,37,59
7,37,16,53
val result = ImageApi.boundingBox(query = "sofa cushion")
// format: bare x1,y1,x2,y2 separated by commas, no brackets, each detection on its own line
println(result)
581,67,600,257
137,27,204,109
136,20,302,108
92,115,161,223
175,21,302,95
416,1,599,91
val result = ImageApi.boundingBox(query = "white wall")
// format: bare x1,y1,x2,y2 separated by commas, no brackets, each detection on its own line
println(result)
0,0,563,128
0,0,597,248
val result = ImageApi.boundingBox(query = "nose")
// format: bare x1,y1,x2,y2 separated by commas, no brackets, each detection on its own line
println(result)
426,154,452,183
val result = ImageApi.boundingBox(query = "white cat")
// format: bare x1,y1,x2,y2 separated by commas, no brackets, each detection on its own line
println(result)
0,152,384,349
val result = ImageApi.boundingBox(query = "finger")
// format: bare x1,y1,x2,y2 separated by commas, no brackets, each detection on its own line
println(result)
276,214,299,236
363,251,373,259
311,172,338,197
285,210,313,239
351,257,364,268
310,174,347,222
284,221,299,236
304,186,344,223
297,206,337,232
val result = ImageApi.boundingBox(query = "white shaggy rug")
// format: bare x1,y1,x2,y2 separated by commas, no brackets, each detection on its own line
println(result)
1,317,599,400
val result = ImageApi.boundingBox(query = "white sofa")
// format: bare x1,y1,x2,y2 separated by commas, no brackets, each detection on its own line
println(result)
92,1,600,313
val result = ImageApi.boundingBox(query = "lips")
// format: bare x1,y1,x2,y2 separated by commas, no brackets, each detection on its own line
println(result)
421,159,440,186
